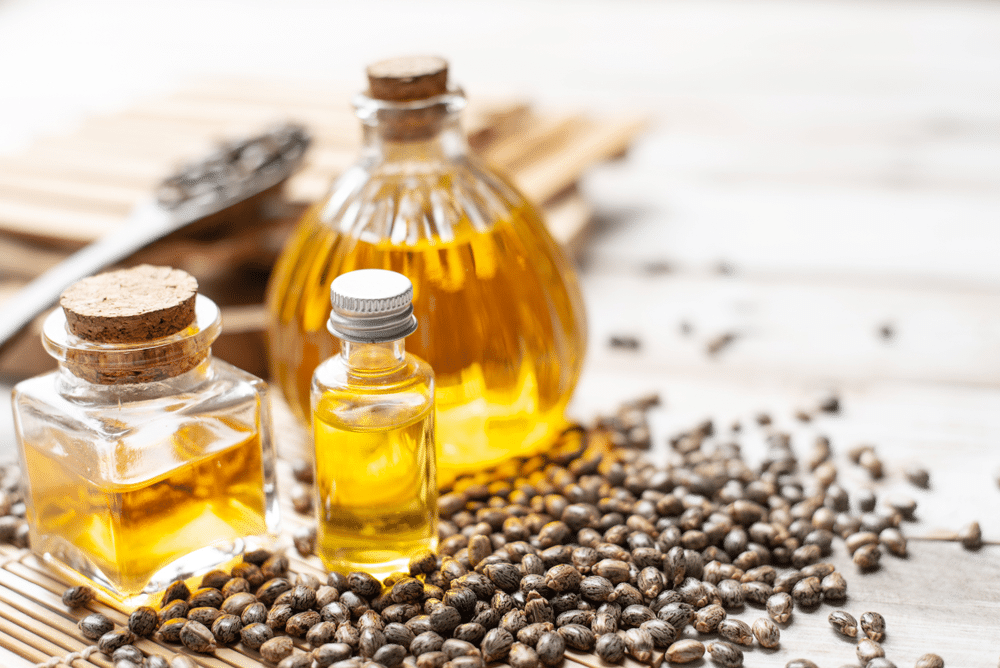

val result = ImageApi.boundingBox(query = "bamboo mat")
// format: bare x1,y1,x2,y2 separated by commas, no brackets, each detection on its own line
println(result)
0,400,635,668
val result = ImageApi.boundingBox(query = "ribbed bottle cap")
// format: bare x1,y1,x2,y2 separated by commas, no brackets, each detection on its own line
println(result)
328,269,418,343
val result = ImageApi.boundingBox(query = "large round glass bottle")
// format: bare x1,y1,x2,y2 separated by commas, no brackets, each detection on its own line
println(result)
266,56,587,483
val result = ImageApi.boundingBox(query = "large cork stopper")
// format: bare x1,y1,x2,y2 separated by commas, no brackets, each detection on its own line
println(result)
367,56,449,102
60,265,198,344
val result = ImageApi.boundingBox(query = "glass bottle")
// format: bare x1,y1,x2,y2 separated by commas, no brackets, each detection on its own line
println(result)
312,269,436,579
11,265,279,610
266,56,587,484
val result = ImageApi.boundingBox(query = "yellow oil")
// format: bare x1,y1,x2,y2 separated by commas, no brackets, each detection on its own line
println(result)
267,197,586,483
314,392,436,578
21,428,268,607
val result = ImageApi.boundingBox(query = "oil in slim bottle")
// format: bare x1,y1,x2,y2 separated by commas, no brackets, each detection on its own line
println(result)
311,269,436,578
11,265,279,610
267,56,586,483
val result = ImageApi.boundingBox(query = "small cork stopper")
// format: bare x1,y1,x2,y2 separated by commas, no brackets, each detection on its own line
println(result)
60,265,198,343
367,56,449,101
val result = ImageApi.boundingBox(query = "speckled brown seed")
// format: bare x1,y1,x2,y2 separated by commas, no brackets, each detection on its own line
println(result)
594,633,626,663
189,587,225,609
79,613,114,640
188,607,222,626
623,627,653,663
536,631,565,666
857,638,885,663
716,619,752,646
375,643,408,668
212,614,242,645
664,639,705,663
180,620,217,653
287,610,322,637
821,572,848,601
277,653,313,668
509,642,540,668
828,610,857,637
481,628,515,663
853,543,882,570
785,661,818,668
860,611,886,642
707,640,743,668
751,617,780,649
915,653,944,668
62,585,95,608
767,592,793,623
124,606,158,637
314,643,354,668
640,619,677,648
243,601,268,626
97,629,136,654
162,580,190,604
694,604,726,633
154,618,187,644
240,622,274,650
260,636,296,664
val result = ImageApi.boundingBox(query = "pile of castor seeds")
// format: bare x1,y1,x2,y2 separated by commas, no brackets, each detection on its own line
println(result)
5,394,960,667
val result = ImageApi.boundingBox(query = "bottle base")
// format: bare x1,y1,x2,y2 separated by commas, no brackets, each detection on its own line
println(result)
37,535,272,611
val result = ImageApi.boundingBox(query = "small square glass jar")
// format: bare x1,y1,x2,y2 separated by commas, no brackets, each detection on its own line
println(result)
11,290,279,609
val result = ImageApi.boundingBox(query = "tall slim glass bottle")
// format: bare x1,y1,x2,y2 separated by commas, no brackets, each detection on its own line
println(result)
311,269,436,578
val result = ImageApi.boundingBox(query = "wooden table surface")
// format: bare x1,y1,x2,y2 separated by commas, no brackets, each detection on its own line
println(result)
2,1,1000,666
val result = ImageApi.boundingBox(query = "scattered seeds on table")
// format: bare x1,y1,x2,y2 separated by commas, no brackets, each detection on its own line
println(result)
860,611,886,642
785,661,818,668
706,640,743,668
856,637,886,663
915,653,944,668
664,639,705,664
854,543,882,571
960,521,983,550
828,610,857,637
767,592,793,623
751,617,780,649
716,618,752,646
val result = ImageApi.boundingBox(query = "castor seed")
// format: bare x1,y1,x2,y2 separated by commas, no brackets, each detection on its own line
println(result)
62,585,95,608
260,636,295,663
314,643,354,668
212,613,242,645
664,639,705,663
595,633,626,663
179,620,216,653
857,637,885,663
240,621,274,649
536,631,565,666
706,640,743,668
860,611,886,642
97,629,136,654
751,617,780,649
79,613,114,640
716,618,752,646
767,592,793,623
828,610,857,637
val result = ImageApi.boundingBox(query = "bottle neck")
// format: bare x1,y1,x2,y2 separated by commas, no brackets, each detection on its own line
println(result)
341,339,407,375
354,89,470,166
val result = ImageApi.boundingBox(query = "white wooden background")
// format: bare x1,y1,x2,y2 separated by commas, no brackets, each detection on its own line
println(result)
2,1,1000,665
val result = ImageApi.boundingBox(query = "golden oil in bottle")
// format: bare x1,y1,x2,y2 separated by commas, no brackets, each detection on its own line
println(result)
312,269,437,578
267,57,586,483
20,428,268,599
12,266,279,609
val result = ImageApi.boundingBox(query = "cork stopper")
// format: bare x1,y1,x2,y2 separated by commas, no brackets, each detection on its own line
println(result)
60,265,198,344
367,56,449,101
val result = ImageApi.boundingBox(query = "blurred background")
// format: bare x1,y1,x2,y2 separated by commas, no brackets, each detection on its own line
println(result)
1,0,1000,485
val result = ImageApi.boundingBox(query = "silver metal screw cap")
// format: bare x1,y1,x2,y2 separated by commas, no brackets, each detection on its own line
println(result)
327,269,418,343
